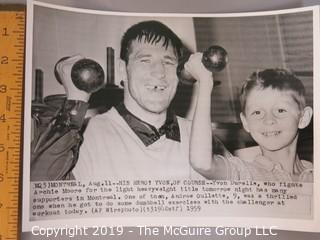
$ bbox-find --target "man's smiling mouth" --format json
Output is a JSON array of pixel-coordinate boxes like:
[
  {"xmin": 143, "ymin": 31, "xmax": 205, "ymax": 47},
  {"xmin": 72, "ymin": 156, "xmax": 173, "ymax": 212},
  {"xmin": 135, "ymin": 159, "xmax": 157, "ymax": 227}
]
[
  {"xmin": 261, "ymin": 131, "xmax": 281, "ymax": 137},
  {"xmin": 146, "ymin": 85, "xmax": 167, "ymax": 91}
]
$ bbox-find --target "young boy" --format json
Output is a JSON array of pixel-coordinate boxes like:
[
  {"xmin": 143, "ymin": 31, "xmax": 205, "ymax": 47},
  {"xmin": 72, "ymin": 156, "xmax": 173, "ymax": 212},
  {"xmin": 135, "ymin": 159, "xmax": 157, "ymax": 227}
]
[{"xmin": 188, "ymin": 65, "xmax": 313, "ymax": 182}]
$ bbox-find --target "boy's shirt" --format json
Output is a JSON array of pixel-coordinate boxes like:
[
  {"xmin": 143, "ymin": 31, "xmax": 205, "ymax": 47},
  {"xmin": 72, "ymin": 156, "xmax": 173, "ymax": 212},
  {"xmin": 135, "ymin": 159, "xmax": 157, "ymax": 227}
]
[{"xmin": 219, "ymin": 149, "xmax": 313, "ymax": 182}]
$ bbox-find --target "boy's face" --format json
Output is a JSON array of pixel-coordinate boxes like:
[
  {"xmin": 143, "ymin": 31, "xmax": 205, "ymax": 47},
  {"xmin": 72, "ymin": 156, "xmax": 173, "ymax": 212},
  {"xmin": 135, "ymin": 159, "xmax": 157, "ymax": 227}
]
[
  {"xmin": 240, "ymin": 87, "xmax": 309, "ymax": 151},
  {"xmin": 122, "ymin": 37, "xmax": 179, "ymax": 114}
]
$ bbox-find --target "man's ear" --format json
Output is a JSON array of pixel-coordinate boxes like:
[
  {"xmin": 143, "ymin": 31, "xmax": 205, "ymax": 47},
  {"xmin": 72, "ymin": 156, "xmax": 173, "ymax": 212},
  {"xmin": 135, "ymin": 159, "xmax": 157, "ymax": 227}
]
[
  {"xmin": 118, "ymin": 59, "xmax": 128, "ymax": 87},
  {"xmin": 240, "ymin": 112, "xmax": 250, "ymax": 133},
  {"xmin": 298, "ymin": 106, "xmax": 313, "ymax": 129}
]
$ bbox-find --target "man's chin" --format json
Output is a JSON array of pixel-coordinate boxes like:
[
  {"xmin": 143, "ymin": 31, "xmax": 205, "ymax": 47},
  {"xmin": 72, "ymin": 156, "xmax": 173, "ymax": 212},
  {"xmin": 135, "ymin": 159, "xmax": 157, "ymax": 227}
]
[
  {"xmin": 146, "ymin": 107, "xmax": 167, "ymax": 114},
  {"xmin": 143, "ymin": 103, "xmax": 169, "ymax": 114}
]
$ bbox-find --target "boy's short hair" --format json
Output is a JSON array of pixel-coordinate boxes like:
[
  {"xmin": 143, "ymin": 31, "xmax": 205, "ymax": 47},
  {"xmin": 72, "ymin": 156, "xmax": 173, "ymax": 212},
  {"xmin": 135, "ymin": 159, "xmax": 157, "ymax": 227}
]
[
  {"xmin": 120, "ymin": 20, "xmax": 183, "ymax": 64},
  {"xmin": 240, "ymin": 68, "xmax": 306, "ymax": 113}
]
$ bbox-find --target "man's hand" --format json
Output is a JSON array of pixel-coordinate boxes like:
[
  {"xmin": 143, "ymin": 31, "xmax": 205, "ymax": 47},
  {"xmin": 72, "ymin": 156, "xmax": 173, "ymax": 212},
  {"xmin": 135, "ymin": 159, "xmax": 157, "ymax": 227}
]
[
  {"xmin": 55, "ymin": 55, "xmax": 91, "ymax": 102},
  {"xmin": 184, "ymin": 52, "xmax": 214, "ymax": 91}
]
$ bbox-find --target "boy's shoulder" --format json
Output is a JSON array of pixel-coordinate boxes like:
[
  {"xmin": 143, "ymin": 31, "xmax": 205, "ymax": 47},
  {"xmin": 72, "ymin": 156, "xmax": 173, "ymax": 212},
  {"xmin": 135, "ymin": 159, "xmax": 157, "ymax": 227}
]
[{"xmin": 300, "ymin": 160, "xmax": 313, "ymax": 169}]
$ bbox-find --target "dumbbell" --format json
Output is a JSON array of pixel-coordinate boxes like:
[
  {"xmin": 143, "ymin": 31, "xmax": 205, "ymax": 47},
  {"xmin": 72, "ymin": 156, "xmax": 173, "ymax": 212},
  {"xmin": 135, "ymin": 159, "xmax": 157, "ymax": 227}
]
[
  {"xmin": 178, "ymin": 45, "xmax": 228, "ymax": 85},
  {"xmin": 54, "ymin": 57, "xmax": 105, "ymax": 93}
]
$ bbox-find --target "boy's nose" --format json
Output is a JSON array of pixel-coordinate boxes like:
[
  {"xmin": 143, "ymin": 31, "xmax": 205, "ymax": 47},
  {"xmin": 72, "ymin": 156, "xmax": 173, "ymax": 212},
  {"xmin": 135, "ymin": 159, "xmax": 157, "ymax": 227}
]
[{"xmin": 263, "ymin": 113, "xmax": 277, "ymax": 125}]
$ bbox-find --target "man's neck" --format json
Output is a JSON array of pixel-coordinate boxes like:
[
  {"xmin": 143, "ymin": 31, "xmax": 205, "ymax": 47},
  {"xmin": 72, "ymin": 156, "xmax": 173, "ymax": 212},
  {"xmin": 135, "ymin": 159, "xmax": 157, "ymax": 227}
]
[{"xmin": 124, "ymin": 100, "xmax": 167, "ymax": 129}]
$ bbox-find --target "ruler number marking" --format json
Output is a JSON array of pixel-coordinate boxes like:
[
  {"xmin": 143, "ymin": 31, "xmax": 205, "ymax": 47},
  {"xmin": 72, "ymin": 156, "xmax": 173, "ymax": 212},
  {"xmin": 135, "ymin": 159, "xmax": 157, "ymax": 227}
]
[
  {"xmin": 0, "ymin": 114, "xmax": 6, "ymax": 123},
  {"xmin": 2, "ymin": 27, "xmax": 9, "ymax": 36},
  {"xmin": 0, "ymin": 85, "xmax": 7, "ymax": 93},
  {"xmin": 0, "ymin": 144, "xmax": 5, "ymax": 152},
  {"xmin": 1, "ymin": 56, "xmax": 8, "ymax": 64}
]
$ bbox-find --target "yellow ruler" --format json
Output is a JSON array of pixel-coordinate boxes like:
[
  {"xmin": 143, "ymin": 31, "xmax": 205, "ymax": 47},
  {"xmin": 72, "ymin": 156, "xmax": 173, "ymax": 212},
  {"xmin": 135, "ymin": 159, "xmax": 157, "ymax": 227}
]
[{"xmin": 0, "ymin": 5, "xmax": 25, "ymax": 240}]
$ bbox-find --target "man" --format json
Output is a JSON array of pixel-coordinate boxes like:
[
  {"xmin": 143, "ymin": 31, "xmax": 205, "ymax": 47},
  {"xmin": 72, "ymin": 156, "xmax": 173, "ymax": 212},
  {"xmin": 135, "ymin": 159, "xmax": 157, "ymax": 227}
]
[{"xmin": 31, "ymin": 20, "xmax": 226, "ymax": 181}]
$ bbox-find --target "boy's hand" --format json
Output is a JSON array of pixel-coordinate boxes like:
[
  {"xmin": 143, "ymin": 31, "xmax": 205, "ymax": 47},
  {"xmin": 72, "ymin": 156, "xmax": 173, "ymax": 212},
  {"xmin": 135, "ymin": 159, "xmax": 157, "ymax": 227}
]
[
  {"xmin": 184, "ymin": 52, "xmax": 214, "ymax": 90},
  {"xmin": 55, "ymin": 55, "xmax": 91, "ymax": 102}
]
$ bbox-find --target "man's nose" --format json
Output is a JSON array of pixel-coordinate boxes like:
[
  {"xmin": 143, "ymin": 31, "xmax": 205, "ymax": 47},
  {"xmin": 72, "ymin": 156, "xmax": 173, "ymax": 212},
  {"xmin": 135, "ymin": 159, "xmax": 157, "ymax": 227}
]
[{"xmin": 151, "ymin": 62, "xmax": 165, "ymax": 79}]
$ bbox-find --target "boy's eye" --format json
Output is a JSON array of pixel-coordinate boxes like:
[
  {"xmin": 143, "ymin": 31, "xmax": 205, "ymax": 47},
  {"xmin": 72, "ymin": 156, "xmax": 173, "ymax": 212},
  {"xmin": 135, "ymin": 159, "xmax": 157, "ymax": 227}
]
[
  {"xmin": 250, "ymin": 110, "xmax": 265, "ymax": 119},
  {"xmin": 274, "ymin": 108, "xmax": 288, "ymax": 118},
  {"xmin": 252, "ymin": 110, "xmax": 261, "ymax": 115}
]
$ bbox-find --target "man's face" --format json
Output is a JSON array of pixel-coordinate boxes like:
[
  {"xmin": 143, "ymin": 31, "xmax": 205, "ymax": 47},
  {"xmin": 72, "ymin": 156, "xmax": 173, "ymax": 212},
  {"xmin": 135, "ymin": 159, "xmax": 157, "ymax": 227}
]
[
  {"xmin": 240, "ymin": 87, "xmax": 303, "ymax": 151},
  {"xmin": 124, "ymin": 38, "xmax": 179, "ymax": 114}
]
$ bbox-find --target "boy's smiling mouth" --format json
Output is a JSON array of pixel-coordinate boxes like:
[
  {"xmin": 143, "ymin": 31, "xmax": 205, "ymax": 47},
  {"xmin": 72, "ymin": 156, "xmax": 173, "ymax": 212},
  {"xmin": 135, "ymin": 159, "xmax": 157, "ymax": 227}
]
[{"xmin": 261, "ymin": 131, "xmax": 281, "ymax": 137}]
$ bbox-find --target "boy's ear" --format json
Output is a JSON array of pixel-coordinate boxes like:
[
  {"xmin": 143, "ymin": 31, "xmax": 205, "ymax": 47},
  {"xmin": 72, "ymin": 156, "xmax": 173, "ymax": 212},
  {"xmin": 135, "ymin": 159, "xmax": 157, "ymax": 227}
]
[
  {"xmin": 118, "ymin": 59, "xmax": 128, "ymax": 86},
  {"xmin": 298, "ymin": 106, "xmax": 313, "ymax": 129},
  {"xmin": 240, "ymin": 112, "xmax": 250, "ymax": 133}
]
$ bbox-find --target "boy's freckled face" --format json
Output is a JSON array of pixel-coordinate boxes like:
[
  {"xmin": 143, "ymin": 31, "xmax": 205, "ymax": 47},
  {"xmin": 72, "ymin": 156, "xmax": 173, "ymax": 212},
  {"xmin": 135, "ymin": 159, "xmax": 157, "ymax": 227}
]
[{"xmin": 242, "ymin": 87, "xmax": 302, "ymax": 151}]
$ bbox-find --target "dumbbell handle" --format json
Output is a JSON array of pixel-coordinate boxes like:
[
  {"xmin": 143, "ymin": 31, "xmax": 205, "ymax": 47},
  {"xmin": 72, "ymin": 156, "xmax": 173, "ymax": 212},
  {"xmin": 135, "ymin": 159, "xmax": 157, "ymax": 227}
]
[{"xmin": 178, "ymin": 45, "xmax": 228, "ymax": 84}]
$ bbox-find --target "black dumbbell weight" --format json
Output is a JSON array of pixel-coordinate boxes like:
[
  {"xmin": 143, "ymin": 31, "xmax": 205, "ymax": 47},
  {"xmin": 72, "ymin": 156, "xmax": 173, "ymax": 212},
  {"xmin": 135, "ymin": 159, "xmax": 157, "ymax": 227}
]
[
  {"xmin": 54, "ymin": 57, "xmax": 105, "ymax": 93},
  {"xmin": 178, "ymin": 45, "xmax": 228, "ymax": 85}
]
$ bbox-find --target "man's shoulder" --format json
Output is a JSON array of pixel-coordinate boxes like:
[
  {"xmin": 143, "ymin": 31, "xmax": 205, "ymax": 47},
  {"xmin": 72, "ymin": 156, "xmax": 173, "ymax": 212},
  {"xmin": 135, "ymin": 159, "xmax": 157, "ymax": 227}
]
[
  {"xmin": 176, "ymin": 116, "xmax": 191, "ymax": 125},
  {"xmin": 89, "ymin": 107, "xmax": 119, "ymax": 122},
  {"xmin": 85, "ymin": 107, "xmax": 122, "ymax": 132}
]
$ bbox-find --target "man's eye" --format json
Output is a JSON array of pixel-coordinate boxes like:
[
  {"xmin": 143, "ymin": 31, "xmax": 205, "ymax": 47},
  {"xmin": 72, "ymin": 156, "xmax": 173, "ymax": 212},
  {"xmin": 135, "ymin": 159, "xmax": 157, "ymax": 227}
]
[
  {"xmin": 140, "ymin": 59, "xmax": 151, "ymax": 63},
  {"xmin": 163, "ymin": 60, "xmax": 175, "ymax": 65}
]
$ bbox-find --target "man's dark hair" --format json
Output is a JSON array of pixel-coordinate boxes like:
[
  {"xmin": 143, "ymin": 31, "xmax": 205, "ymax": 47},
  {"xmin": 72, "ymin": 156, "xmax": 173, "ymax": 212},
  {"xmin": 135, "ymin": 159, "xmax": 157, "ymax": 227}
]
[
  {"xmin": 120, "ymin": 20, "xmax": 183, "ymax": 64},
  {"xmin": 240, "ymin": 68, "xmax": 307, "ymax": 113}
]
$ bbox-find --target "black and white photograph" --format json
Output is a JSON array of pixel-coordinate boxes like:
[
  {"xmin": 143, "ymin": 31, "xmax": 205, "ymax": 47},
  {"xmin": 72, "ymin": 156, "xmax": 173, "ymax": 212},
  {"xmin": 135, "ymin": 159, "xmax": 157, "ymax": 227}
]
[{"xmin": 22, "ymin": 0, "xmax": 320, "ymax": 232}]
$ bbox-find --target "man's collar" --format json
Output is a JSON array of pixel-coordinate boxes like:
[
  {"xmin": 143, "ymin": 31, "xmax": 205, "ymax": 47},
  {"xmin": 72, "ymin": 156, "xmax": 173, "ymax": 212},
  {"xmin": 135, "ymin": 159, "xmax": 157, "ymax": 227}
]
[{"xmin": 115, "ymin": 103, "xmax": 180, "ymax": 146}]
